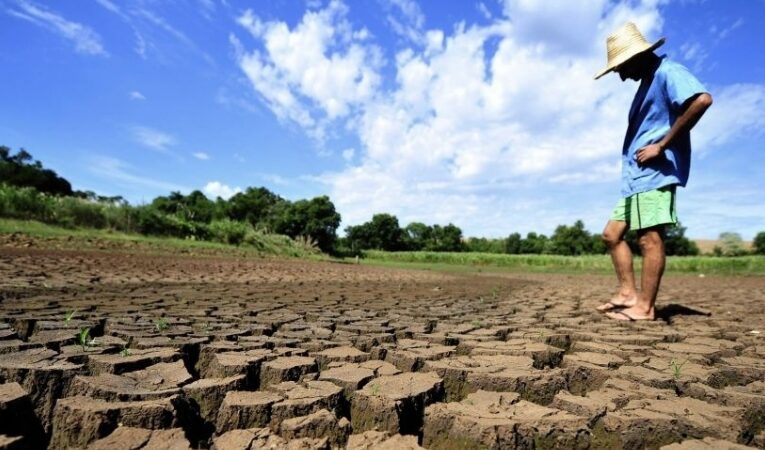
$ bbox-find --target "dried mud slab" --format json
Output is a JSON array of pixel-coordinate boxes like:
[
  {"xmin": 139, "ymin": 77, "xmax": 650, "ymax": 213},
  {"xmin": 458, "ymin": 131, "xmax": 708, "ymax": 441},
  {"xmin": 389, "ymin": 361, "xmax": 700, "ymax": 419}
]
[
  {"xmin": 350, "ymin": 371, "xmax": 444, "ymax": 435},
  {"xmin": 1, "ymin": 244, "xmax": 764, "ymax": 448}
]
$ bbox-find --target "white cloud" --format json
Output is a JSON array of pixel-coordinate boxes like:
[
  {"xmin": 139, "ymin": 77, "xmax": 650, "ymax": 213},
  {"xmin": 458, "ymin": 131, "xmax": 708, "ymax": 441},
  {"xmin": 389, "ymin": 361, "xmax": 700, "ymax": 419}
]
[
  {"xmin": 695, "ymin": 84, "xmax": 765, "ymax": 153},
  {"xmin": 129, "ymin": 91, "xmax": 146, "ymax": 100},
  {"xmin": 203, "ymin": 181, "xmax": 242, "ymax": 199},
  {"xmin": 193, "ymin": 152, "xmax": 210, "ymax": 160},
  {"xmin": 711, "ymin": 17, "xmax": 744, "ymax": 41},
  {"xmin": 7, "ymin": 0, "xmax": 107, "ymax": 56},
  {"xmin": 383, "ymin": 0, "xmax": 425, "ymax": 43},
  {"xmin": 341, "ymin": 148, "xmax": 355, "ymax": 162},
  {"xmin": 260, "ymin": 173, "xmax": 290, "ymax": 186},
  {"xmin": 233, "ymin": 1, "xmax": 383, "ymax": 140},
  {"xmin": 477, "ymin": 2, "xmax": 492, "ymax": 20},
  {"xmin": 88, "ymin": 156, "xmax": 188, "ymax": 193},
  {"xmin": 234, "ymin": 0, "xmax": 765, "ymax": 237},
  {"xmin": 132, "ymin": 126, "xmax": 176, "ymax": 152}
]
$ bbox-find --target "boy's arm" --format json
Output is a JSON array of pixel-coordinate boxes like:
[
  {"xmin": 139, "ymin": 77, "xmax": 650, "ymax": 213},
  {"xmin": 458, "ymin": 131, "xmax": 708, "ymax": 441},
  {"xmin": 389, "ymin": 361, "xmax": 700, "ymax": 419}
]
[{"xmin": 635, "ymin": 92, "xmax": 713, "ymax": 164}]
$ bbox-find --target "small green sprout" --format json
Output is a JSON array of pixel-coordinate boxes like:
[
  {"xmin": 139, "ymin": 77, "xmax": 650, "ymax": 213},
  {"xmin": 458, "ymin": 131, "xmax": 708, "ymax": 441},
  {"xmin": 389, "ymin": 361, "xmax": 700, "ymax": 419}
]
[
  {"xmin": 669, "ymin": 358, "xmax": 687, "ymax": 380},
  {"xmin": 77, "ymin": 327, "xmax": 91, "ymax": 352},
  {"xmin": 154, "ymin": 317, "xmax": 170, "ymax": 332},
  {"xmin": 119, "ymin": 346, "xmax": 131, "ymax": 357},
  {"xmin": 64, "ymin": 310, "xmax": 76, "ymax": 323}
]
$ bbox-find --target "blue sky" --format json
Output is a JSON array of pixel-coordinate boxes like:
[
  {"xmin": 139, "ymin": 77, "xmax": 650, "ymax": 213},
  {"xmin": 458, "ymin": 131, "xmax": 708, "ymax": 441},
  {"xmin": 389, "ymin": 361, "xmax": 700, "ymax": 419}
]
[{"xmin": 1, "ymin": 0, "xmax": 764, "ymax": 239}]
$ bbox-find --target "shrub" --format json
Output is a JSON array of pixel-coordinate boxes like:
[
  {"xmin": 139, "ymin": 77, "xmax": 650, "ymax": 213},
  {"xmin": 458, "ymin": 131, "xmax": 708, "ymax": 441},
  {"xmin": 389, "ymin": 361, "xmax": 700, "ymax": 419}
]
[
  {"xmin": 208, "ymin": 219, "xmax": 252, "ymax": 245},
  {"xmin": 55, "ymin": 197, "xmax": 108, "ymax": 229},
  {"xmin": 0, "ymin": 184, "xmax": 56, "ymax": 221}
]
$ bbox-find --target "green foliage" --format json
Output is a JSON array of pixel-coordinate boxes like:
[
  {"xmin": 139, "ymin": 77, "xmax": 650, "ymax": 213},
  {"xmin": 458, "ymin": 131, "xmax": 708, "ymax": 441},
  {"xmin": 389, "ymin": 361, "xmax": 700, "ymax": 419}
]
[
  {"xmin": 208, "ymin": 219, "xmax": 252, "ymax": 245},
  {"xmin": 519, "ymin": 232, "xmax": 548, "ymax": 254},
  {"xmin": 754, "ymin": 231, "xmax": 765, "ymax": 255},
  {"xmin": 363, "ymin": 250, "xmax": 765, "ymax": 274},
  {"xmin": 345, "ymin": 213, "xmax": 404, "ymax": 251},
  {"xmin": 152, "ymin": 190, "xmax": 218, "ymax": 223},
  {"xmin": 272, "ymin": 195, "xmax": 341, "ymax": 253},
  {"xmin": 664, "ymin": 223, "xmax": 699, "ymax": 256},
  {"xmin": 77, "ymin": 327, "xmax": 92, "ymax": 351},
  {"xmin": 154, "ymin": 317, "xmax": 170, "ymax": 332},
  {"xmin": 716, "ymin": 232, "xmax": 747, "ymax": 257},
  {"xmin": 403, "ymin": 222, "xmax": 430, "ymax": 251},
  {"xmin": 64, "ymin": 310, "xmax": 76, "ymax": 323},
  {"xmin": 505, "ymin": 232, "xmax": 522, "ymax": 254},
  {"xmin": 549, "ymin": 220, "xmax": 593, "ymax": 256},
  {"xmin": 226, "ymin": 187, "xmax": 286, "ymax": 228},
  {"xmin": 0, "ymin": 146, "xmax": 73, "ymax": 196},
  {"xmin": 427, "ymin": 224, "xmax": 464, "ymax": 252},
  {"xmin": 669, "ymin": 358, "xmax": 687, "ymax": 380},
  {"xmin": 464, "ymin": 237, "xmax": 505, "ymax": 254}
]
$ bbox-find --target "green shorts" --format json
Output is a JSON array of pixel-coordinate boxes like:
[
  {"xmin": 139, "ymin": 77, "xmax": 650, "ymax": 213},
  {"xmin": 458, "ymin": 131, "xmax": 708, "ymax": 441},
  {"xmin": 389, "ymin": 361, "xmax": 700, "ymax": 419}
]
[{"xmin": 611, "ymin": 185, "xmax": 678, "ymax": 231}]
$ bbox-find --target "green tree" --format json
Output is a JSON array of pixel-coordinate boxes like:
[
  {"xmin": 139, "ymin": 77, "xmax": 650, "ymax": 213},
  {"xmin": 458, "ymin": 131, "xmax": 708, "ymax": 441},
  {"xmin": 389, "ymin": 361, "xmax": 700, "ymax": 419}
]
[
  {"xmin": 345, "ymin": 213, "xmax": 404, "ymax": 251},
  {"xmin": 426, "ymin": 224, "xmax": 463, "ymax": 252},
  {"xmin": 716, "ymin": 231, "xmax": 746, "ymax": 257},
  {"xmin": 273, "ymin": 196, "xmax": 341, "ymax": 252},
  {"xmin": 753, "ymin": 231, "xmax": 765, "ymax": 255},
  {"xmin": 519, "ymin": 232, "xmax": 548, "ymax": 254},
  {"xmin": 226, "ymin": 187, "xmax": 286, "ymax": 229},
  {"xmin": 151, "ymin": 190, "xmax": 216, "ymax": 223},
  {"xmin": 549, "ymin": 220, "xmax": 592, "ymax": 255},
  {"xmin": 663, "ymin": 223, "xmax": 699, "ymax": 256},
  {"xmin": 0, "ymin": 146, "xmax": 73, "ymax": 196},
  {"xmin": 505, "ymin": 232, "xmax": 522, "ymax": 254},
  {"xmin": 402, "ymin": 222, "xmax": 431, "ymax": 251}
]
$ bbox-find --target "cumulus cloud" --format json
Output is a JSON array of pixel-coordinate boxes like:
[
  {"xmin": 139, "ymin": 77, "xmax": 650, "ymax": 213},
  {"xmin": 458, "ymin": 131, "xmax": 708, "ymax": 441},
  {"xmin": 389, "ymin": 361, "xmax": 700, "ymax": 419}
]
[
  {"xmin": 192, "ymin": 152, "xmax": 210, "ymax": 160},
  {"xmin": 203, "ymin": 181, "xmax": 242, "ymax": 199},
  {"xmin": 7, "ymin": 0, "xmax": 108, "ymax": 56},
  {"xmin": 233, "ymin": 1, "xmax": 382, "ymax": 140},
  {"xmin": 233, "ymin": 0, "xmax": 765, "ymax": 236}
]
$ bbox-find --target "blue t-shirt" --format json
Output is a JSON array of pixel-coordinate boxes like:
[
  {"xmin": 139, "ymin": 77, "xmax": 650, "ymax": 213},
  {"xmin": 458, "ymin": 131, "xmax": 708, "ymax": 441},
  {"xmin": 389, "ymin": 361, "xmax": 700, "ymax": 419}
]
[{"xmin": 621, "ymin": 56, "xmax": 707, "ymax": 197}]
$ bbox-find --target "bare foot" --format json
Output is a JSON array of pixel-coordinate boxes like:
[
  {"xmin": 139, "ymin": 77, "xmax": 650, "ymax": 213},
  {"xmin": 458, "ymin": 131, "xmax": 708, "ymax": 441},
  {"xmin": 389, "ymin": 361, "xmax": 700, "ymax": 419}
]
[
  {"xmin": 595, "ymin": 294, "xmax": 638, "ymax": 312},
  {"xmin": 605, "ymin": 305, "xmax": 654, "ymax": 321}
]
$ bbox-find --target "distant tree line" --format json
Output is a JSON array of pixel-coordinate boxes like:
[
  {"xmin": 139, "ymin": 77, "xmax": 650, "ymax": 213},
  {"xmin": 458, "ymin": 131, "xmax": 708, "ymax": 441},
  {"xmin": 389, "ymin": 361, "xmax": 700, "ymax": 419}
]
[
  {"xmin": 2, "ymin": 146, "xmax": 764, "ymax": 256},
  {"xmin": 340, "ymin": 216, "xmax": 703, "ymax": 256},
  {"xmin": 0, "ymin": 146, "xmax": 340, "ymax": 252}
]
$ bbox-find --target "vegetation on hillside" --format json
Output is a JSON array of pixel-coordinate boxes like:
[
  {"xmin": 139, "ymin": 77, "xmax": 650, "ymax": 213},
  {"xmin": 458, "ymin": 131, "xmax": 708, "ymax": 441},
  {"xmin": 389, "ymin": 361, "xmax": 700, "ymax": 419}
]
[{"xmin": 2, "ymin": 145, "xmax": 763, "ymax": 258}]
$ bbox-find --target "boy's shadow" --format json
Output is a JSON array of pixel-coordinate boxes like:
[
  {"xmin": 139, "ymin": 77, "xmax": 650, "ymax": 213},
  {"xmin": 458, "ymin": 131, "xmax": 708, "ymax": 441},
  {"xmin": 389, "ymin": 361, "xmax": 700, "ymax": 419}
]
[{"xmin": 656, "ymin": 303, "xmax": 712, "ymax": 323}]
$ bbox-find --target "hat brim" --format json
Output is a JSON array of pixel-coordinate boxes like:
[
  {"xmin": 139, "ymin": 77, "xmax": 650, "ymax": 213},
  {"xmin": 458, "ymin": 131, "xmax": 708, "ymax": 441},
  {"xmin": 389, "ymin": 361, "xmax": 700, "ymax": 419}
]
[{"xmin": 593, "ymin": 37, "xmax": 665, "ymax": 80}]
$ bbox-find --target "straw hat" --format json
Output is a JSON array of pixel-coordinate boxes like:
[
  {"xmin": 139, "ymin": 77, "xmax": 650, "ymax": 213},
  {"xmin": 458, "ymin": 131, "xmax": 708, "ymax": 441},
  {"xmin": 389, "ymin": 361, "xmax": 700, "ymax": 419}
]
[{"xmin": 594, "ymin": 22, "xmax": 665, "ymax": 80}]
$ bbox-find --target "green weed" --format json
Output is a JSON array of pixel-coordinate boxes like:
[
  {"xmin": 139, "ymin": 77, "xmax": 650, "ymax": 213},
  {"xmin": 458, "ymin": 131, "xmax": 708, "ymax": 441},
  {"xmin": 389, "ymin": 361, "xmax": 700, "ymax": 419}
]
[
  {"xmin": 77, "ymin": 327, "xmax": 93, "ymax": 352},
  {"xmin": 154, "ymin": 317, "xmax": 170, "ymax": 332},
  {"xmin": 669, "ymin": 358, "xmax": 687, "ymax": 380}
]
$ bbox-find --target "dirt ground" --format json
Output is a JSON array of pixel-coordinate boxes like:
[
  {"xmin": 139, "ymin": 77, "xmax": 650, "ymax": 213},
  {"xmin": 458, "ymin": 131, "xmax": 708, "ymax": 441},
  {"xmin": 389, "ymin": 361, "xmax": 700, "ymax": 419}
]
[{"xmin": 1, "ymin": 241, "xmax": 764, "ymax": 449}]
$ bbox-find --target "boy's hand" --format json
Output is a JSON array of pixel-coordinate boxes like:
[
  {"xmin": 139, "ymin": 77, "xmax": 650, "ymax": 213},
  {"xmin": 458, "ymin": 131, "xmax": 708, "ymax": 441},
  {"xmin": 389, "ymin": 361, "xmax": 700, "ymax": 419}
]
[{"xmin": 635, "ymin": 143, "xmax": 664, "ymax": 164}]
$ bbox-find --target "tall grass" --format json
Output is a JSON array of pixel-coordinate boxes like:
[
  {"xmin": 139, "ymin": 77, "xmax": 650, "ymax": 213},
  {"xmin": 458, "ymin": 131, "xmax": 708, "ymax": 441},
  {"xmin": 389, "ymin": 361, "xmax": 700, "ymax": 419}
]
[{"xmin": 362, "ymin": 250, "xmax": 765, "ymax": 275}]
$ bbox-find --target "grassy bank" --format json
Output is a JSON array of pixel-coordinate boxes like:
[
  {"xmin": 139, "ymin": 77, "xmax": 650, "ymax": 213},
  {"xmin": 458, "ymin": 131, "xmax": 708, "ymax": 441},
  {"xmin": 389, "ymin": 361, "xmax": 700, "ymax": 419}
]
[
  {"xmin": 361, "ymin": 250, "xmax": 765, "ymax": 275},
  {"xmin": 0, "ymin": 218, "xmax": 319, "ymax": 258}
]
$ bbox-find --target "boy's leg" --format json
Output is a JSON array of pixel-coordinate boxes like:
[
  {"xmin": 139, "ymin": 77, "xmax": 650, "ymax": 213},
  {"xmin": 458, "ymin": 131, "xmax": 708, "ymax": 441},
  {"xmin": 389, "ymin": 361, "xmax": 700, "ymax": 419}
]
[
  {"xmin": 597, "ymin": 220, "xmax": 638, "ymax": 311},
  {"xmin": 607, "ymin": 225, "xmax": 665, "ymax": 320}
]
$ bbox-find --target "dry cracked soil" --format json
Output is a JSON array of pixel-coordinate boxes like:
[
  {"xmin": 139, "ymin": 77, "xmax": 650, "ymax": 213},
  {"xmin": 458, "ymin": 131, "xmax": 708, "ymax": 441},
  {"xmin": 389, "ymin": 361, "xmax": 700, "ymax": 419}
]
[{"xmin": 1, "ymin": 237, "xmax": 764, "ymax": 449}]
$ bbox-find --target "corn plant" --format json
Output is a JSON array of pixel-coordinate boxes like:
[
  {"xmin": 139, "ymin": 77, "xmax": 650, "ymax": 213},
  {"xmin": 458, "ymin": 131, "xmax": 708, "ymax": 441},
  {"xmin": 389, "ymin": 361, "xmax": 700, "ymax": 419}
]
[
  {"xmin": 154, "ymin": 317, "xmax": 170, "ymax": 332},
  {"xmin": 77, "ymin": 327, "xmax": 92, "ymax": 352},
  {"xmin": 669, "ymin": 358, "xmax": 687, "ymax": 380}
]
